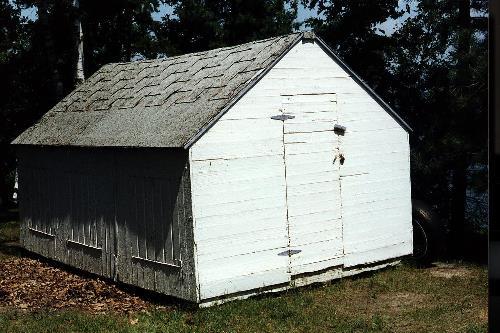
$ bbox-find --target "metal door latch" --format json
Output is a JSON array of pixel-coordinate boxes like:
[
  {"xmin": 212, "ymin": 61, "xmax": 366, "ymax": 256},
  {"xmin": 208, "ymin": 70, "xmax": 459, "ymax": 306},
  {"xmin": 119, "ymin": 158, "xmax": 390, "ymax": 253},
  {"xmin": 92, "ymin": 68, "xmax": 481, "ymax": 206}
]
[
  {"xmin": 334, "ymin": 124, "xmax": 346, "ymax": 135},
  {"xmin": 333, "ymin": 151, "xmax": 345, "ymax": 165}
]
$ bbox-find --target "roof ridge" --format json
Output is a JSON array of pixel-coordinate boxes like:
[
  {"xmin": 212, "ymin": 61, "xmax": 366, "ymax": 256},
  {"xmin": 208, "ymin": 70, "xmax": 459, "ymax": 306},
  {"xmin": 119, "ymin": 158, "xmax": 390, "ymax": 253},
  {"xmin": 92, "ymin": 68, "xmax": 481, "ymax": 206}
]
[{"xmin": 104, "ymin": 32, "xmax": 304, "ymax": 68}]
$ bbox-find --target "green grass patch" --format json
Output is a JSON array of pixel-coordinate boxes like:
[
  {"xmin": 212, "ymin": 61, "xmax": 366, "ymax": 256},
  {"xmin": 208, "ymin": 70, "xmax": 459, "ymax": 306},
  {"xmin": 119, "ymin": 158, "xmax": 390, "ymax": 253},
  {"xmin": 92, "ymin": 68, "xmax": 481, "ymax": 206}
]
[
  {"xmin": 2, "ymin": 261, "xmax": 487, "ymax": 333},
  {"xmin": 0, "ymin": 310, "xmax": 132, "ymax": 333}
]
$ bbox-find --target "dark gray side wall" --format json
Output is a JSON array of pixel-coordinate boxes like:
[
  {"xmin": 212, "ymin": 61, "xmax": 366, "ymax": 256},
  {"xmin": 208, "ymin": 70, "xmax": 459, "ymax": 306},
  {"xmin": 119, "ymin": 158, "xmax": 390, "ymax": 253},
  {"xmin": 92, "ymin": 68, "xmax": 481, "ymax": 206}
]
[{"xmin": 16, "ymin": 146, "xmax": 197, "ymax": 302}]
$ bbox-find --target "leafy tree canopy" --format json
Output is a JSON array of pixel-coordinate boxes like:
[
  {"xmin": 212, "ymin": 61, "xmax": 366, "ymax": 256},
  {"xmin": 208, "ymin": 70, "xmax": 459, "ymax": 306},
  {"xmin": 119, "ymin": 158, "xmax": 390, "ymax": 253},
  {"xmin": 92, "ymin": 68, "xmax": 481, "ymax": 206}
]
[{"xmin": 158, "ymin": 0, "xmax": 298, "ymax": 55}]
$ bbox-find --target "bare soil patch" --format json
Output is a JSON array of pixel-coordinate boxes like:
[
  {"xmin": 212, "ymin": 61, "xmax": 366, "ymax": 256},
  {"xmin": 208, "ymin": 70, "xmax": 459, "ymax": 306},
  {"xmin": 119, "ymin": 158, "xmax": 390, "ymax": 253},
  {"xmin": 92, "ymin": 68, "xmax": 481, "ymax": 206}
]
[
  {"xmin": 429, "ymin": 262, "xmax": 472, "ymax": 279},
  {"xmin": 377, "ymin": 291, "xmax": 431, "ymax": 313},
  {"xmin": 0, "ymin": 257, "xmax": 153, "ymax": 314}
]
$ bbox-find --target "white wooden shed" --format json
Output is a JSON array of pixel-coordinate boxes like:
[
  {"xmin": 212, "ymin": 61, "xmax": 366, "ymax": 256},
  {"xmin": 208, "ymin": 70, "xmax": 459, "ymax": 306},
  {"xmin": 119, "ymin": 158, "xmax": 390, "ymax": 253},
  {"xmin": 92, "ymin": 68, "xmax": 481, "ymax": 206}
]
[{"xmin": 13, "ymin": 31, "xmax": 413, "ymax": 306}]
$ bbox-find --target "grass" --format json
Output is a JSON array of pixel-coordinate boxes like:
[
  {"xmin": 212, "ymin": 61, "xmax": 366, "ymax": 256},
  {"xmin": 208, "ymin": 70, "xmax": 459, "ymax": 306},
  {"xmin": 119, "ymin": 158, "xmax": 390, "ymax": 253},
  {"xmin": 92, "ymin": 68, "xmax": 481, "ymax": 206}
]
[{"xmin": 0, "ymin": 218, "xmax": 488, "ymax": 333}]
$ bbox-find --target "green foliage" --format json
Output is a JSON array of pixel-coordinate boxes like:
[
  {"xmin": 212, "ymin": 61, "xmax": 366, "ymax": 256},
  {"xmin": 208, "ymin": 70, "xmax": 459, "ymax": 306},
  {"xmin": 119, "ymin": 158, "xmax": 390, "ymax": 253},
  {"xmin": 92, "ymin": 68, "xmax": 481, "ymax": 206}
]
[
  {"xmin": 158, "ymin": 0, "xmax": 298, "ymax": 55},
  {"xmin": 302, "ymin": 0, "xmax": 403, "ymax": 90},
  {"xmin": 0, "ymin": 0, "xmax": 26, "ymax": 63},
  {"xmin": 303, "ymin": 0, "xmax": 488, "ymax": 243},
  {"xmin": 0, "ymin": 218, "xmax": 20, "ymax": 260},
  {"xmin": 80, "ymin": 0, "xmax": 162, "ymax": 74},
  {"xmin": 389, "ymin": 0, "xmax": 487, "ymax": 235},
  {"xmin": 0, "ymin": 310, "xmax": 132, "ymax": 333},
  {"xmin": 0, "ymin": 0, "xmax": 298, "ymax": 210},
  {"xmin": 0, "ymin": 0, "xmax": 37, "ymax": 207},
  {"xmin": 0, "ymin": 220, "xmax": 19, "ymax": 243}
]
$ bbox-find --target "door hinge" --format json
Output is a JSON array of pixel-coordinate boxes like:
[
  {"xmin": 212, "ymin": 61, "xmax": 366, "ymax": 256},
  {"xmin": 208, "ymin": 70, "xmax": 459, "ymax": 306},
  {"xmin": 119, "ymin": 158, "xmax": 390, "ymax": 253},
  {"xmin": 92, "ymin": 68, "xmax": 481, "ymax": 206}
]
[
  {"xmin": 271, "ymin": 114, "xmax": 295, "ymax": 121},
  {"xmin": 278, "ymin": 249, "xmax": 302, "ymax": 256}
]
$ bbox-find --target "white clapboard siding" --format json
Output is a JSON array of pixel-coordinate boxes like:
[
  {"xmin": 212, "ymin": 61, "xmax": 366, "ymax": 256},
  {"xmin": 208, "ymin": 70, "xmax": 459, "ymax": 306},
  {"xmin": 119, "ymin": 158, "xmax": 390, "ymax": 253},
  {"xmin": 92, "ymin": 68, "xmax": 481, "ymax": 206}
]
[
  {"xmin": 190, "ymin": 39, "xmax": 412, "ymax": 301},
  {"xmin": 190, "ymin": 71, "xmax": 290, "ymax": 300},
  {"xmin": 199, "ymin": 267, "xmax": 288, "ymax": 300},
  {"xmin": 196, "ymin": 248, "xmax": 289, "ymax": 284},
  {"xmin": 344, "ymin": 241, "xmax": 412, "ymax": 267},
  {"xmin": 340, "ymin": 101, "xmax": 412, "ymax": 266}
]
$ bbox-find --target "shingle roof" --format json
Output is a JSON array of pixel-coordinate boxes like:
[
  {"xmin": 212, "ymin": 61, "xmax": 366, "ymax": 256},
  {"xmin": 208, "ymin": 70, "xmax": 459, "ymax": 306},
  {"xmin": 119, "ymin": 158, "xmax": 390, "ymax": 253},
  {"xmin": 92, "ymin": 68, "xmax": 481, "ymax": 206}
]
[
  {"xmin": 13, "ymin": 33, "xmax": 303, "ymax": 148},
  {"xmin": 13, "ymin": 31, "xmax": 410, "ymax": 148}
]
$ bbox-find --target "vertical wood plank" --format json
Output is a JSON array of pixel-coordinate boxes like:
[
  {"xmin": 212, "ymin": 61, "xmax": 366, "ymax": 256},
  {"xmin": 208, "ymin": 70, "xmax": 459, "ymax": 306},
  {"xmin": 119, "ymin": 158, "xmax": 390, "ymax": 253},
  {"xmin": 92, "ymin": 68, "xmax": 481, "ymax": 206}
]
[
  {"xmin": 156, "ymin": 180, "xmax": 165, "ymax": 262},
  {"xmin": 173, "ymin": 177, "xmax": 181, "ymax": 262},
  {"xmin": 83, "ymin": 175, "xmax": 89, "ymax": 246},
  {"xmin": 146, "ymin": 178, "xmax": 155, "ymax": 261},
  {"xmin": 165, "ymin": 179, "xmax": 174, "ymax": 263}
]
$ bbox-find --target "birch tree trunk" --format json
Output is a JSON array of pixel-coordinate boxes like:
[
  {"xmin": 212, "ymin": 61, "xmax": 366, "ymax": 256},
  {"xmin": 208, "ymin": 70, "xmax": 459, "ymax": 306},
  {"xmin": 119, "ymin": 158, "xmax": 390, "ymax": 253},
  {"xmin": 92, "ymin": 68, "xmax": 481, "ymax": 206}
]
[{"xmin": 74, "ymin": 0, "xmax": 84, "ymax": 84}]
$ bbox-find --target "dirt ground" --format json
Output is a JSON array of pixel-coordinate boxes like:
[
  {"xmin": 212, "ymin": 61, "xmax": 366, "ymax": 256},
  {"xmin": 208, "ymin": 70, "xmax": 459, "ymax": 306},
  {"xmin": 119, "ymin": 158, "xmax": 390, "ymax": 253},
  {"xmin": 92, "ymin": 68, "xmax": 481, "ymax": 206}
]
[{"xmin": 0, "ymin": 257, "xmax": 153, "ymax": 314}]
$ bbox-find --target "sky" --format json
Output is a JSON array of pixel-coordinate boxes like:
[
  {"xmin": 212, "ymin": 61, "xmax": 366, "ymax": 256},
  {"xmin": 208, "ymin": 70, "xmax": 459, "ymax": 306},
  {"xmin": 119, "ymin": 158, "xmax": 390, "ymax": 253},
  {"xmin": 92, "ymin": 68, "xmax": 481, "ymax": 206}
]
[{"xmin": 377, "ymin": 0, "xmax": 418, "ymax": 36}]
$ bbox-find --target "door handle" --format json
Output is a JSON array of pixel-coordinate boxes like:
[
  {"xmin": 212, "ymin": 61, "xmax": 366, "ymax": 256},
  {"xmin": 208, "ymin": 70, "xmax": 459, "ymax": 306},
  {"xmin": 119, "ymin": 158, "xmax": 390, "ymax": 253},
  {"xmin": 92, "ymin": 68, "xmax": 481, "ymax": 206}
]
[{"xmin": 333, "ymin": 152, "xmax": 345, "ymax": 165}]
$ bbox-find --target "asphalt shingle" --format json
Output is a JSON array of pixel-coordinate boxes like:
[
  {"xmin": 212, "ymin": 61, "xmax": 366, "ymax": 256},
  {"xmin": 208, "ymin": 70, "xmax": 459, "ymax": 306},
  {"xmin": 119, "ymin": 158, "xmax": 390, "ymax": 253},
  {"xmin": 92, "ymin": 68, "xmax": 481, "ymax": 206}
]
[{"xmin": 13, "ymin": 33, "xmax": 303, "ymax": 148}]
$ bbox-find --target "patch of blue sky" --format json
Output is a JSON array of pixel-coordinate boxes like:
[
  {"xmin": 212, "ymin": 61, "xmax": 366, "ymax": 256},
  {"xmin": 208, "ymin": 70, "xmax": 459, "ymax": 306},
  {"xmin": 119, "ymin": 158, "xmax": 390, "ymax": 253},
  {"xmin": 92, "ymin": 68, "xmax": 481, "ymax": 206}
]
[
  {"xmin": 10, "ymin": 0, "xmax": 37, "ymax": 22},
  {"xmin": 375, "ymin": 0, "xmax": 418, "ymax": 36}
]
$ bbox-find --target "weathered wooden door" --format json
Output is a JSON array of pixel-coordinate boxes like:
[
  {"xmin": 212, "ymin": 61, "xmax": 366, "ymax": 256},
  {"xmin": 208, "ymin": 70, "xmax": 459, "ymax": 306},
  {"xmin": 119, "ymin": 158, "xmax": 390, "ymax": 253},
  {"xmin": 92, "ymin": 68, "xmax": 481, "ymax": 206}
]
[{"xmin": 280, "ymin": 93, "xmax": 344, "ymax": 276}]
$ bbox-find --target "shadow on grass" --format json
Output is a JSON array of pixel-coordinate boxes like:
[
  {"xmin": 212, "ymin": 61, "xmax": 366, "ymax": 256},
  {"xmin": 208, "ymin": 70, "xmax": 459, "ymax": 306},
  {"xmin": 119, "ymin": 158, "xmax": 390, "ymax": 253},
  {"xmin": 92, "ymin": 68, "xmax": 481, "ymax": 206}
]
[
  {"xmin": 0, "ymin": 209, "xmax": 21, "ymax": 259},
  {"xmin": 0, "ymin": 208, "xmax": 18, "ymax": 224}
]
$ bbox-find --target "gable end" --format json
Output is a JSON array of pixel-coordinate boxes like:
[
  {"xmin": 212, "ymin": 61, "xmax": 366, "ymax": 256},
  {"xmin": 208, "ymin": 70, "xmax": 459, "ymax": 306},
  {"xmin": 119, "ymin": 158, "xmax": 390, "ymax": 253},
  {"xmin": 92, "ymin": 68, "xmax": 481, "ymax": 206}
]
[{"xmin": 184, "ymin": 33, "xmax": 411, "ymax": 149}]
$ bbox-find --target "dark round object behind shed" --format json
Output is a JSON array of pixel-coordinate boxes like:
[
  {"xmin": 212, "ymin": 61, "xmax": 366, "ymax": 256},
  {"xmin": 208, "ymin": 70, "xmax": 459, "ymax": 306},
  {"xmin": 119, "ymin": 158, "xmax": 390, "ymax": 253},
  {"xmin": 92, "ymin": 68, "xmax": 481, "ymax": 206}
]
[{"xmin": 411, "ymin": 199, "xmax": 443, "ymax": 265}]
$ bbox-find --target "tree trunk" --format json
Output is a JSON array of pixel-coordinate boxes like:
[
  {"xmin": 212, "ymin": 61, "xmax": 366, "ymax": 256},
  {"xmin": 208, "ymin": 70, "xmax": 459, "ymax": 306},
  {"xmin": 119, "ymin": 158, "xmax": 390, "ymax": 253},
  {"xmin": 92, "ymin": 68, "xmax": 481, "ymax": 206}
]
[
  {"xmin": 38, "ymin": 1, "xmax": 63, "ymax": 101},
  {"xmin": 0, "ymin": 164, "xmax": 8, "ymax": 211},
  {"xmin": 450, "ymin": 157, "xmax": 468, "ymax": 256},
  {"xmin": 449, "ymin": 0, "xmax": 472, "ymax": 257},
  {"xmin": 74, "ymin": 0, "xmax": 85, "ymax": 84}
]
